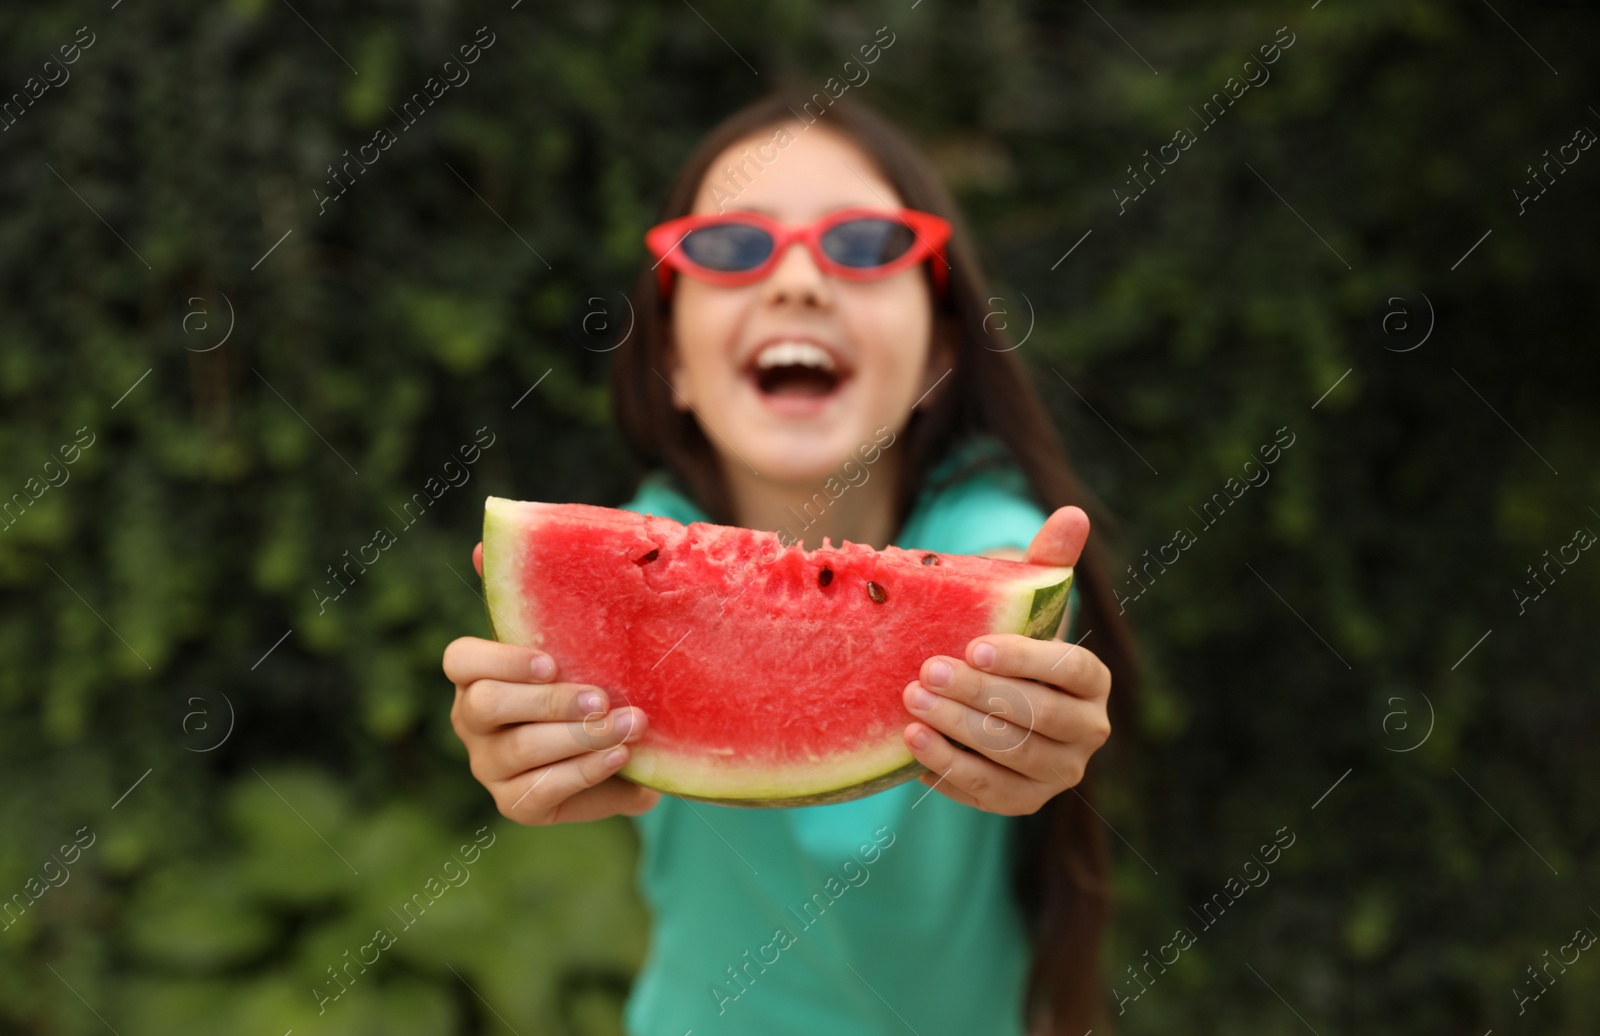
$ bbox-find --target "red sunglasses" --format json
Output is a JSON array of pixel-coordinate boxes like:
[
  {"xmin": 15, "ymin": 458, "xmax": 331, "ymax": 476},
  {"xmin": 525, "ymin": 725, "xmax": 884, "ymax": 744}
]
[{"xmin": 645, "ymin": 207, "xmax": 952, "ymax": 299}]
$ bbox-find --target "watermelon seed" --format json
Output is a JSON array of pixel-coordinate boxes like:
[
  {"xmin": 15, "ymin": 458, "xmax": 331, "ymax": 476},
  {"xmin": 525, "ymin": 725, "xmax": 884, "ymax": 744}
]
[
  {"xmin": 818, "ymin": 567, "xmax": 834, "ymax": 587},
  {"xmin": 636, "ymin": 549, "xmax": 659, "ymax": 565},
  {"xmin": 921, "ymin": 553, "xmax": 939, "ymax": 566},
  {"xmin": 866, "ymin": 580, "xmax": 887, "ymax": 603}
]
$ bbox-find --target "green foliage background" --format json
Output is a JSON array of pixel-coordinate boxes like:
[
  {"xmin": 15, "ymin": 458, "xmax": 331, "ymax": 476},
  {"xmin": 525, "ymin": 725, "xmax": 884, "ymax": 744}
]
[{"xmin": 1, "ymin": 0, "xmax": 1595, "ymax": 1032}]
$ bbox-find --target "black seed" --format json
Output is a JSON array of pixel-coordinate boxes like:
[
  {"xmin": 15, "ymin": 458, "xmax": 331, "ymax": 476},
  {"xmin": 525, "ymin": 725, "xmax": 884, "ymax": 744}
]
[
  {"xmin": 921, "ymin": 553, "xmax": 939, "ymax": 566},
  {"xmin": 636, "ymin": 549, "xmax": 659, "ymax": 565},
  {"xmin": 818, "ymin": 567, "xmax": 834, "ymax": 587},
  {"xmin": 866, "ymin": 581, "xmax": 887, "ymax": 604}
]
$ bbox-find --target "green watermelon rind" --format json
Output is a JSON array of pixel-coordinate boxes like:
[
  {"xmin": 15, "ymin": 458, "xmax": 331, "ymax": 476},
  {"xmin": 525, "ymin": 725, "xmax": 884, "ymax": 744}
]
[{"xmin": 480, "ymin": 497, "xmax": 1074, "ymax": 808}]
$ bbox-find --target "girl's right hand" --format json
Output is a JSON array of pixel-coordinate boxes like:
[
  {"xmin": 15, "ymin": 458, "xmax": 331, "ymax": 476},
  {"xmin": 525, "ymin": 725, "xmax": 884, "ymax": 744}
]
[
  {"xmin": 444, "ymin": 618, "xmax": 660, "ymax": 824},
  {"xmin": 444, "ymin": 637, "xmax": 660, "ymax": 824}
]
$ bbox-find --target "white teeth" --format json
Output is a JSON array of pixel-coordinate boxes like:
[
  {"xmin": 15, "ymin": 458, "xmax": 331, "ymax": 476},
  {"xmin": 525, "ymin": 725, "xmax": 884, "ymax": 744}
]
[{"xmin": 753, "ymin": 341, "xmax": 837, "ymax": 372}]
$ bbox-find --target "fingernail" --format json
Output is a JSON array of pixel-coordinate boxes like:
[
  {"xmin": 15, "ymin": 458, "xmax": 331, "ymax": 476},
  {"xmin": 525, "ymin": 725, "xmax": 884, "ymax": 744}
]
[
  {"xmin": 910, "ymin": 728, "xmax": 932, "ymax": 750},
  {"xmin": 579, "ymin": 690, "xmax": 608, "ymax": 715},
  {"xmin": 927, "ymin": 660, "xmax": 953, "ymax": 688},
  {"xmin": 605, "ymin": 748, "xmax": 627, "ymax": 767},
  {"xmin": 530, "ymin": 653, "xmax": 555, "ymax": 681},
  {"xmin": 613, "ymin": 711, "xmax": 636, "ymax": 738},
  {"xmin": 973, "ymin": 642, "xmax": 997, "ymax": 669},
  {"xmin": 908, "ymin": 686, "xmax": 935, "ymax": 711}
]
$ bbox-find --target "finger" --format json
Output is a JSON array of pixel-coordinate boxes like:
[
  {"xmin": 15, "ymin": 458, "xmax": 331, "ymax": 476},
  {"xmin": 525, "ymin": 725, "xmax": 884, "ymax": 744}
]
[
  {"xmin": 966, "ymin": 634, "xmax": 1110, "ymax": 701},
  {"xmin": 917, "ymin": 767, "xmax": 981, "ymax": 809},
  {"xmin": 457, "ymin": 678, "xmax": 610, "ymax": 733},
  {"xmin": 902, "ymin": 721, "xmax": 1047, "ymax": 815},
  {"xmin": 473, "ymin": 541, "xmax": 484, "ymax": 578},
  {"xmin": 905, "ymin": 677, "xmax": 1080, "ymax": 783},
  {"xmin": 1024, "ymin": 506, "xmax": 1089, "ymax": 568},
  {"xmin": 492, "ymin": 745, "xmax": 656, "ymax": 824},
  {"xmin": 553, "ymin": 774, "xmax": 665, "ymax": 824},
  {"xmin": 479, "ymin": 706, "xmax": 648, "ymax": 781},
  {"xmin": 918, "ymin": 655, "xmax": 1067, "ymax": 739},
  {"xmin": 443, "ymin": 637, "xmax": 558, "ymax": 686}
]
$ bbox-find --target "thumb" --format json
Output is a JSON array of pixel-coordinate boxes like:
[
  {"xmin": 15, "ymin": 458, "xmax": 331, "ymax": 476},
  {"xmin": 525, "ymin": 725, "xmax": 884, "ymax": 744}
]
[
  {"xmin": 473, "ymin": 541, "xmax": 484, "ymax": 578},
  {"xmin": 1024, "ymin": 506, "xmax": 1090, "ymax": 568}
]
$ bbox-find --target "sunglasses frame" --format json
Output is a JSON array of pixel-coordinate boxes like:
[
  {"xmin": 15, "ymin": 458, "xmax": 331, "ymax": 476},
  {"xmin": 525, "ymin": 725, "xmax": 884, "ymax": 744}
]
[{"xmin": 645, "ymin": 207, "xmax": 953, "ymax": 299}]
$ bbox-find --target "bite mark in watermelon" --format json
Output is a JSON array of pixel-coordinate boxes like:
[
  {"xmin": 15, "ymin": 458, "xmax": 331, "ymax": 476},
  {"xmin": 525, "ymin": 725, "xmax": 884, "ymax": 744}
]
[{"xmin": 481, "ymin": 498, "xmax": 1072, "ymax": 808}]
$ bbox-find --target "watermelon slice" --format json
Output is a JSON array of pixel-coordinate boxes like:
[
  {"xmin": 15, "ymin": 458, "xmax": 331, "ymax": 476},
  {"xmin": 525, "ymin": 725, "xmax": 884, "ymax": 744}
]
[{"xmin": 481, "ymin": 497, "xmax": 1071, "ymax": 808}]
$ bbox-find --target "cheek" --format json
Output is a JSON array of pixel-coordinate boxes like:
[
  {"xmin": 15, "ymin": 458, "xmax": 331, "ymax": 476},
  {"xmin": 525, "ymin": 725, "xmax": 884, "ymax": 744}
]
[
  {"xmin": 845, "ymin": 277, "xmax": 933, "ymax": 388},
  {"xmin": 671, "ymin": 284, "xmax": 744, "ymax": 375}
]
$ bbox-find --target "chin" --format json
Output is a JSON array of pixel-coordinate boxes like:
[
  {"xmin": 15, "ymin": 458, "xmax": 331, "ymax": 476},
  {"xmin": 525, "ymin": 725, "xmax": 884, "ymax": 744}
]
[{"xmin": 746, "ymin": 437, "xmax": 860, "ymax": 486}]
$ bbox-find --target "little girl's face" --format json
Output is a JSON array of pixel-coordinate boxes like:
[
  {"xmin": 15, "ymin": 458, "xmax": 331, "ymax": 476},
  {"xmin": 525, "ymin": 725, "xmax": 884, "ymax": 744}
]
[{"xmin": 666, "ymin": 122, "xmax": 946, "ymax": 486}]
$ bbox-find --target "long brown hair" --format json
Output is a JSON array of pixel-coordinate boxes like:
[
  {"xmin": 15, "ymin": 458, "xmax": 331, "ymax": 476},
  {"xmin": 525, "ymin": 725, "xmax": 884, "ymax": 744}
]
[{"xmin": 611, "ymin": 91, "xmax": 1140, "ymax": 1035}]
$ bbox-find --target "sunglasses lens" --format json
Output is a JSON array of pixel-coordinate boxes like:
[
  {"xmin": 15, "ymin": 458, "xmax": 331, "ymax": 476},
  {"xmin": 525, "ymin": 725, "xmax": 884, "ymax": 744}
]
[
  {"xmin": 820, "ymin": 218, "xmax": 917, "ymax": 269},
  {"xmin": 680, "ymin": 223, "xmax": 774, "ymax": 272}
]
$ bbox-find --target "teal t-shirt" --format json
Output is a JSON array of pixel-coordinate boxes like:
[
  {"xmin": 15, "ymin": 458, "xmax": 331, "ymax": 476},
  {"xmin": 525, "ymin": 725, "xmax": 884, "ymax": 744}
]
[{"xmin": 617, "ymin": 437, "xmax": 1078, "ymax": 1036}]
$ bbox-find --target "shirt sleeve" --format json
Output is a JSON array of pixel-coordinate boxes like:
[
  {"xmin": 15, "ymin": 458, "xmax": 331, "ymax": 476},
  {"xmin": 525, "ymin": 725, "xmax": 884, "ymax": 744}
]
[
  {"xmin": 909, "ymin": 470, "xmax": 1050, "ymax": 558},
  {"xmin": 617, "ymin": 473, "xmax": 708, "ymax": 525}
]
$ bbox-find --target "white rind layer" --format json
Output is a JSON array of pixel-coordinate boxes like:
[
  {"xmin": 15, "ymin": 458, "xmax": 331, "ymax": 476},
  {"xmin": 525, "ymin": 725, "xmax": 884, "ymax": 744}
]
[
  {"xmin": 482, "ymin": 497, "xmax": 551, "ymax": 649},
  {"xmin": 624, "ymin": 733, "xmax": 925, "ymax": 805}
]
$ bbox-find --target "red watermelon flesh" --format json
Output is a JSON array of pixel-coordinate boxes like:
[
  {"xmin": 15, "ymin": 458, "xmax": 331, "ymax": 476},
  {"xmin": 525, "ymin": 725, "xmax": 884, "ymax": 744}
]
[{"xmin": 481, "ymin": 497, "xmax": 1072, "ymax": 807}]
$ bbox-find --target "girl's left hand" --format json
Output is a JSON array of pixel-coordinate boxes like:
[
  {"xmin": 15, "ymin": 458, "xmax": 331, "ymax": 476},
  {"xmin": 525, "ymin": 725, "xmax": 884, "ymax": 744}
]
[{"xmin": 901, "ymin": 505, "xmax": 1112, "ymax": 815}]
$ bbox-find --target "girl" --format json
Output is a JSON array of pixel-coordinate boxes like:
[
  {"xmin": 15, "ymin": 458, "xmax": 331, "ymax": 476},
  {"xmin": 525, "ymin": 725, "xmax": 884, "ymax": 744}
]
[{"xmin": 444, "ymin": 93, "xmax": 1138, "ymax": 1035}]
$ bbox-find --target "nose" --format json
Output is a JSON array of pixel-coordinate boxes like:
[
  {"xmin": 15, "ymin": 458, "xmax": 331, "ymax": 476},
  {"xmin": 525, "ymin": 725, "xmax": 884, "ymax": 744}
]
[{"xmin": 760, "ymin": 238, "xmax": 832, "ymax": 308}]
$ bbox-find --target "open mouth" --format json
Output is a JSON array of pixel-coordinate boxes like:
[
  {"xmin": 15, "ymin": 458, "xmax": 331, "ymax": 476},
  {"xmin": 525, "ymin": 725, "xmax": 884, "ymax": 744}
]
[{"xmin": 747, "ymin": 340, "xmax": 850, "ymax": 400}]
